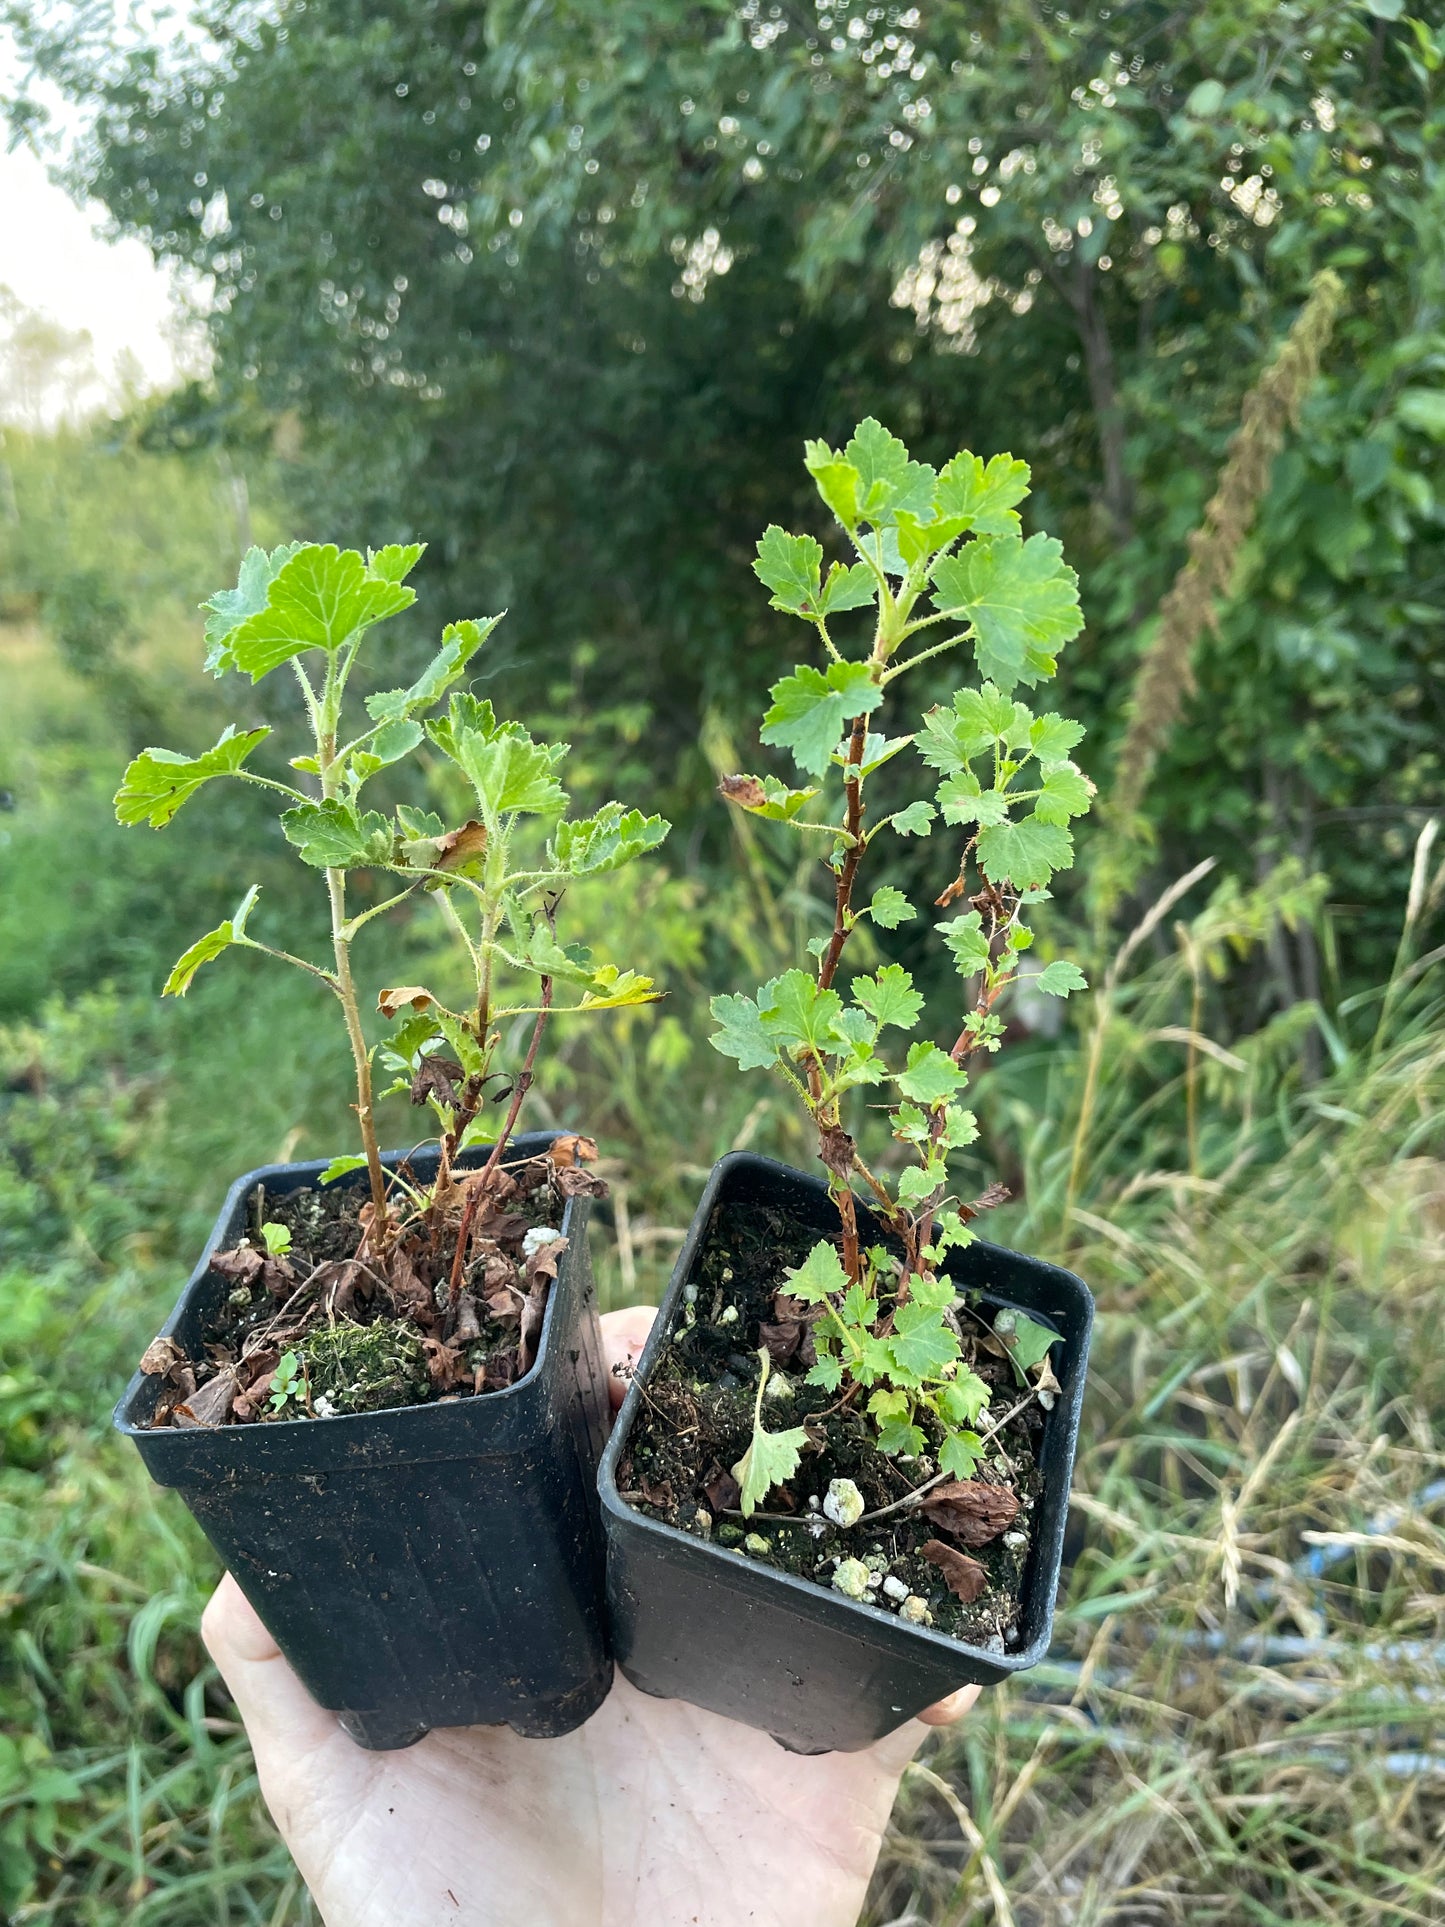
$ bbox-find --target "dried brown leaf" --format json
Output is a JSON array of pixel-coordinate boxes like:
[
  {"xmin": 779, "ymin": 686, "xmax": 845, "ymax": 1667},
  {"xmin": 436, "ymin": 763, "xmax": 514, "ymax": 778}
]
[
  {"xmin": 919, "ymin": 1479, "xmax": 1020, "ymax": 1548},
  {"xmin": 410, "ymin": 1056, "xmax": 464, "ymax": 1109},
  {"xmin": 139, "ymin": 1336, "xmax": 185, "ymax": 1378},
  {"xmin": 173, "ymin": 1369, "xmax": 239, "ymax": 1429},
  {"xmin": 209, "ymin": 1245, "xmax": 263, "ymax": 1288},
  {"xmin": 922, "ymin": 1539, "xmax": 988, "ymax": 1603},
  {"xmin": 703, "ymin": 1464, "xmax": 742, "ymax": 1515},
  {"xmin": 550, "ymin": 1133, "xmax": 599, "ymax": 1168},
  {"xmin": 421, "ymin": 1336, "xmax": 469, "ymax": 1390},
  {"xmin": 718, "ymin": 773, "xmax": 768, "ymax": 809},
  {"xmin": 432, "ymin": 818, "xmax": 488, "ymax": 872}
]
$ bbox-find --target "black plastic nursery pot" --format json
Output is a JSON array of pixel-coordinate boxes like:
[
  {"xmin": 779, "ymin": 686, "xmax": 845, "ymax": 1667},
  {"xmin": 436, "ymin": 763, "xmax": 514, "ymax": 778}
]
[
  {"xmin": 114, "ymin": 1130, "xmax": 613, "ymax": 1751},
  {"xmin": 599, "ymin": 1151, "xmax": 1093, "ymax": 1755}
]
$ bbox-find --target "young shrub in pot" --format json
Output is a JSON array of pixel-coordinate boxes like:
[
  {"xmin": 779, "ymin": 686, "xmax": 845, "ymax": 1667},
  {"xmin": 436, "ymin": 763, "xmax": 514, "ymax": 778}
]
[
  {"xmin": 600, "ymin": 424, "xmax": 1095, "ymax": 1752},
  {"xmin": 112, "ymin": 541, "xmax": 670, "ymax": 1747}
]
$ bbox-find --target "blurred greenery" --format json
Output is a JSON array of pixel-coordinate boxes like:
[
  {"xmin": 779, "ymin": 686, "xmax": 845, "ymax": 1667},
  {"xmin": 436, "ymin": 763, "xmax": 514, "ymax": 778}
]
[{"xmin": 0, "ymin": 0, "xmax": 1443, "ymax": 1917}]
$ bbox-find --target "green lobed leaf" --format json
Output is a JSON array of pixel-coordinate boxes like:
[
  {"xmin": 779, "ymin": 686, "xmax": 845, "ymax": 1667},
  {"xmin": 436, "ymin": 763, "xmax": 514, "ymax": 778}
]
[
  {"xmin": 888, "ymin": 1301, "xmax": 961, "ymax": 1381},
  {"xmin": 281, "ymin": 799, "xmax": 396, "ymax": 870},
  {"xmin": 937, "ymin": 770, "xmax": 1012, "ymax": 828},
  {"xmin": 851, "ymin": 963, "xmax": 923, "ymax": 1031},
  {"xmin": 161, "ymin": 884, "xmax": 260, "ymax": 997},
  {"xmin": 431, "ymin": 701, "xmax": 569, "ymax": 820},
  {"xmin": 754, "ymin": 526, "xmax": 824, "ymax": 616},
  {"xmin": 997, "ymin": 1308, "xmax": 1060, "ymax": 1384},
  {"xmin": 733, "ymin": 1418, "xmax": 808, "ymax": 1517},
  {"xmin": 976, "ymin": 814, "xmax": 1075, "ymax": 890},
  {"xmin": 762, "ymin": 969, "xmax": 846, "ymax": 1054},
  {"xmin": 1034, "ymin": 958, "xmax": 1088, "ymax": 997},
  {"xmin": 867, "ymin": 884, "xmax": 915, "ymax": 929},
  {"xmin": 819, "ymin": 559, "xmax": 878, "ymax": 614},
  {"xmin": 760, "ymin": 660, "xmax": 884, "ymax": 778},
  {"xmin": 214, "ymin": 543, "xmax": 418, "ymax": 681},
  {"xmin": 319, "ymin": 1153, "xmax": 369, "ymax": 1185},
  {"xmin": 114, "ymin": 725, "xmax": 272, "ymax": 828},
  {"xmin": 933, "ymin": 451, "xmax": 1032, "ymax": 536},
  {"xmin": 1035, "ymin": 761, "xmax": 1095, "ymax": 824},
  {"xmin": 938, "ymin": 1431, "xmax": 984, "ymax": 1479},
  {"xmin": 709, "ymin": 991, "xmax": 778, "ymax": 1071},
  {"xmin": 202, "ymin": 542, "xmax": 302, "ymax": 671},
  {"xmin": 1030, "ymin": 712, "xmax": 1086, "ymax": 761},
  {"xmin": 930, "ymin": 534, "xmax": 1083, "ymax": 691},
  {"xmin": 805, "ymin": 440, "xmax": 863, "ymax": 529},
  {"xmin": 783, "ymin": 1240, "xmax": 850, "ymax": 1306},
  {"xmin": 365, "ymin": 614, "xmax": 503, "ymax": 722},
  {"xmin": 895, "ymin": 1041, "xmax": 968, "ymax": 1106},
  {"xmin": 938, "ymin": 1370, "xmax": 991, "ymax": 1426},
  {"xmin": 891, "ymin": 799, "xmax": 935, "ymax": 837},
  {"xmin": 844, "ymin": 418, "xmax": 937, "ymax": 524},
  {"xmin": 552, "ymin": 803, "xmax": 671, "ymax": 875},
  {"xmin": 936, "ymin": 911, "xmax": 991, "ymax": 977},
  {"xmin": 366, "ymin": 541, "xmax": 426, "ymax": 584},
  {"xmin": 896, "ymin": 1158, "xmax": 946, "ymax": 1207}
]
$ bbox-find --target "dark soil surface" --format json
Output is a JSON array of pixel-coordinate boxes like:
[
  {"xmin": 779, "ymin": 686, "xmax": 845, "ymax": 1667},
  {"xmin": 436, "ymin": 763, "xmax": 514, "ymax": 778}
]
[
  {"xmin": 138, "ymin": 1145, "xmax": 607, "ymax": 1429},
  {"xmin": 619, "ymin": 1199, "xmax": 1048, "ymax": 1647}
]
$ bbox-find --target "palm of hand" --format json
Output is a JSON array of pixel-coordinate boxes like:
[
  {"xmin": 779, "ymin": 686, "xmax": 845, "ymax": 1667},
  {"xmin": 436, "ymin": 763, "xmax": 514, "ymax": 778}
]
[{"xmin": 203, "ymin": 1310, "xmax": 975, "ymax": 1927}]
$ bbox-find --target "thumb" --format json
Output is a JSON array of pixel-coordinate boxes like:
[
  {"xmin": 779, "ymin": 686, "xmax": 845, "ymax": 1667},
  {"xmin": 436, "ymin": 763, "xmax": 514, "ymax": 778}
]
[
  {"xmin": 202, "ymin": 1571, "xmax": 341, "ymax": 1756},
  {"xmin": 867, "ymin": 1684, "xmax": 981, "ymax": 1777}
]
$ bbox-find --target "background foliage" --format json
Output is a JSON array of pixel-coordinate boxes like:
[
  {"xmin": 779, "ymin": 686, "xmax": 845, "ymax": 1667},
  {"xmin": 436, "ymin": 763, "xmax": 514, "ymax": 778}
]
[{"xmin": 1, "ymin": 0, "xmax": 1443, "ymax": 1919}]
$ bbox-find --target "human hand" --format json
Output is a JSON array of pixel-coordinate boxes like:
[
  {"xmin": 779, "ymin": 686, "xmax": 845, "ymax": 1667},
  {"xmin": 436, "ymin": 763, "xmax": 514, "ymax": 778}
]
[{"xmin": 202, "ymin": 1306, "xmax": 977, "ymax": 1927}]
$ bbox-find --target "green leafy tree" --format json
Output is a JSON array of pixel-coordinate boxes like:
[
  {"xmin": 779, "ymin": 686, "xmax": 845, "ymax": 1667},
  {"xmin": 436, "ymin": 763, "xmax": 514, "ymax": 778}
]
[
  {"xmin": 712, "ymin": 421, "xmax": 1087, "ymax": 1487},
  {"xmin": 13, "ymin": 0, "xmax": 1444, "ymax": 996},
  {"xmin": 115, "ymin": 541, "xmax": 669, "ymax": 1231}
]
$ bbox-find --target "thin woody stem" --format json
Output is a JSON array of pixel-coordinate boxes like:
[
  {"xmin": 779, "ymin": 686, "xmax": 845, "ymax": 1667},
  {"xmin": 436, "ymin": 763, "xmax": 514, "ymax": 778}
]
[
  {"xmin": 817, "ymin": 712, "xmax": 870, "ymax": 993},
  {"xmin": 447, "ymin": 976, "xmax": 553, "ymax": 1303}
]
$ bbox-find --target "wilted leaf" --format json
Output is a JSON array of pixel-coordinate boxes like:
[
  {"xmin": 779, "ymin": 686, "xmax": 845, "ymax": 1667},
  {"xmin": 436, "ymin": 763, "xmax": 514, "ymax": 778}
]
[
  {"xmin": 431, "ymin": 819, "xmax": 489, "ymax": 872},
  {"xmin": 733, "ymin": 1418, "xmax": 808, "ymax": 1517},
  {"xmin": 378, "ymin": 984, "xmax": 439, "ymax": 1017}
]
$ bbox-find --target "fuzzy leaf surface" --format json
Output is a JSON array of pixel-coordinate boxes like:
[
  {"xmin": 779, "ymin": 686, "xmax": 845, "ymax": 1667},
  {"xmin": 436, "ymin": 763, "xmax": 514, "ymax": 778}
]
[
  {"xmin": 162, "ymin": 885, "xmax": 260, "ymax": 996},
  {"xmin": 552, "ymin": 804, "xmax": 670, "ymax": 875},
  {"xmin": 281, "ymin": 800, "xmax": 395, "ymax": 869},
  {"xmin": 214, "ymin": 544, "xmax": 417, "ymax": 680},
  {"xmin": 365, "ymin": 615, "xmax": 502, "ymax": 722},
  {"xmin": 115, "ymin": 725, "xmax": 271, "ymax": 828},
  {"xmin": 1034, "ymin": 959, "xmax": 1088, "ymax": 997}
]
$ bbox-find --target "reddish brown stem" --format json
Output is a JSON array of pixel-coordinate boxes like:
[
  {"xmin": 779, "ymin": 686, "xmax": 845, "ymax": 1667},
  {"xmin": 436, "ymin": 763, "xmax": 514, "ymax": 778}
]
[
  {"xmin": 446, "ymin": 977, "xmax": 553, "ymax": 1305},
  {"xmin": 817, "ymin": 713, "xmax": 870, "ymax": 993}
]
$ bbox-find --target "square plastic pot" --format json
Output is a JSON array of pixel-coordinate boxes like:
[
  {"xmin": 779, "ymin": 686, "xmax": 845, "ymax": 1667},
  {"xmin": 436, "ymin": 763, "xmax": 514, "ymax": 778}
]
[
  {"xmin": 599, "ymin": 1151, "xmax": 1093, "ymax": 1755},
  {"xmin": 115, "ymin": 1130, "xmax": 612, "ymax": 1750}
]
